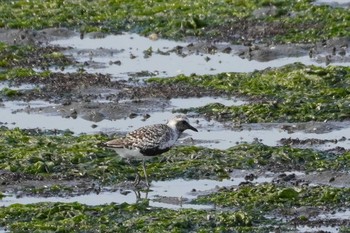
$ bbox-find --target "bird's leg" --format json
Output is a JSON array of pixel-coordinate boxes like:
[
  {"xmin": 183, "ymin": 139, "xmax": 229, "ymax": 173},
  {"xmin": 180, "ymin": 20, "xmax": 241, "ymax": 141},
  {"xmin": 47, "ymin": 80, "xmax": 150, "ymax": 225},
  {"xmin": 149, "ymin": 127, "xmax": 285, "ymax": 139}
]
[
  {"xmin": 127, "ymin": 159, "xmax": 141, "ymax": 186},
  {"xmin": 133, "ymin": 172, "xmax": 141, "ymax": 187},
  {"xmin": 142, "ymin": 159, "xmax": 150, "ymax": 187},
  {"xmin": 134, "ymin": 190, "xmax": 141, "ymax": 200}
]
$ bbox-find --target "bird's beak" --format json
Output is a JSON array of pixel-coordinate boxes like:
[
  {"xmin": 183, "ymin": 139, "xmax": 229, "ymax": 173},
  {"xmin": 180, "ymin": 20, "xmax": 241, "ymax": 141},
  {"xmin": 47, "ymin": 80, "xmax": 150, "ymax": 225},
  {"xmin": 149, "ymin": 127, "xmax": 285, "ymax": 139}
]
[{"xmin": 188, "ymin": 124, "xmax": 198, "ymax": 132}]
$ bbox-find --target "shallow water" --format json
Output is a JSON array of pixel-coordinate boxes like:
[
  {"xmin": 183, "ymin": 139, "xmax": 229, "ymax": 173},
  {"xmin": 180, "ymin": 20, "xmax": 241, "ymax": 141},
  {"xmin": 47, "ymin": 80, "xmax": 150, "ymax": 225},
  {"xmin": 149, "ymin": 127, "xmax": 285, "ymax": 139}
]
[
  {"xmin": 0, "ymin": 82, "xmax": 42, "ymax": 90},
  {"xmin": 295, "ymin": 209, "xmax": 350, "ymax": 233},
  {"xmin": 318, "ymin": 209, "xmax": 350, "ymax": 220},
  {"xmin": 51, "ymin": 33, "xmax": 350, "ymax": 78},
  {"xmin": 315, "ymin": 0, "xmax": 350, "ymax": 6},
  {"xmin": 0, "ymin": 175, "xmax": 273, "ymax": 209},
  {"xmin": 296, "ymin": 225, "xmax": 339, "ymax": 233}
]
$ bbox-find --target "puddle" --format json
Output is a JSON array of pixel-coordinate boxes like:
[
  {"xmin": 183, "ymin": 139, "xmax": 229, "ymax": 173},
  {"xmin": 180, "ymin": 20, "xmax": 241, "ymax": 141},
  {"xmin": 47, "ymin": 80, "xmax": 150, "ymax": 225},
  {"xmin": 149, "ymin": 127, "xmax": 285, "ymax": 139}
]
[
  {"xmin": 170, "ymin": 96, "xmax": 246, "ymax": 108},
  {"xmin": 294, "ymin": 209, "xmax": 350, "ymax": 233},
  {"xmin": 314, "ymin": 0, "xmax": 350, "ymax": 7},
  {"xmin": 9, "ymin": 169, "xmax": 350, "ymax": 211},
  {"xmin": 318, "ymin": 209, "xmax": 350, "ymax": 220},
  {"xmin": 50, "ymin": 33, "xmax": 350, "ymax": 79},
  {"xmin": 196, "ymin": 121, "xmax": 350, "ymax": 150},
  {"xmin": 0, "ymin": 174, "xmax": 273, "ymax": 209},
  {"xmin": 296, "ymin": 225, "xmax": 339, "ymax": 233},
  {"xmin": 0, "ymin": 96, "xmax": 242, "ymax": 134},
  {"xmin": 0, "ymin": 100, "xmax": 57, "ymax": 111}
]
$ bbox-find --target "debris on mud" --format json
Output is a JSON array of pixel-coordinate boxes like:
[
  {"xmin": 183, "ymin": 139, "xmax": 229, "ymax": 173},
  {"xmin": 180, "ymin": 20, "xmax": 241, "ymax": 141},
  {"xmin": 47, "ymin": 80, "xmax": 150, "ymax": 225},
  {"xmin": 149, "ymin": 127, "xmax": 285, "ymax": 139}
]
[{"xmin": 280, "ymin": 136, "xmax": 347, "ymax": 146}]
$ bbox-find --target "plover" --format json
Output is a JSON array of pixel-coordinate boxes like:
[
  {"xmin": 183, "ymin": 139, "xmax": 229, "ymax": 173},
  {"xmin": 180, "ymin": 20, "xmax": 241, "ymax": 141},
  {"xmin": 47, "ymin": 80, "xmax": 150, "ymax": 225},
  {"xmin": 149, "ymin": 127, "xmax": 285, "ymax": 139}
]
[{"xmin": 103, "ymin": 114, "xmax": 198, "ymax": 187}]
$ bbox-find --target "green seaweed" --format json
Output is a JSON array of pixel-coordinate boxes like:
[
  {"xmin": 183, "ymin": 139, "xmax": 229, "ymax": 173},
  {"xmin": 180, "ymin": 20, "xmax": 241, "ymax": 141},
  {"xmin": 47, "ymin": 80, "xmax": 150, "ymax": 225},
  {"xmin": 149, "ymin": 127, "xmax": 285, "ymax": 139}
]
[
  {"xmin": 0, "ymin": 201, "xmax": 258, "ymax": 232},
  {"xmin": 148, "ymin": 64, "xmax": 350, "ymax": 123},
  {"xmin": 0, "ymin": 87, "xmax": 21, "ymax": 97},
  {"xmin": 340, "ymin": 227, "xmax": 350, "ymax": 233},
  {"xmin": 1, "ymin": 127, "xmax": 350, "ymax": 184},
  {"xmin": 0, "ymin": 42, "xmax": 72, "ymax": 69},
  {"xmin": 0, "ymin": 128, "xmax": 129, "ymax": 183},
  {"xmin": 0, "ymin": 0, "xmax": 349, "ymax": 42},
  {"xmin": 0, "ymin": 68, "xmax": 39, "ymax": 80},
  {"xmin": 138, "ymin": 142, "xmax": 350, "ymax": 181},
  {"xmin": 195, "ymin": 183, "xmax": 350, "ymax": 212},
  {"xmin": 1, "ymin": 128, "xmax": 350, "ymax": 231}
]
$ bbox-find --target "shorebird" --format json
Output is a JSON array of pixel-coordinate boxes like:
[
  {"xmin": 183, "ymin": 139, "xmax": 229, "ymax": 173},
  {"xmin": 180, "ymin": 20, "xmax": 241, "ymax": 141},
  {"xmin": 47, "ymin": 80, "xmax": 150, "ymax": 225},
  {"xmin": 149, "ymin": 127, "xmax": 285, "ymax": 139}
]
[{"xmin": 103, "ymin": 114, "xmax": 198, "ymax": 187}]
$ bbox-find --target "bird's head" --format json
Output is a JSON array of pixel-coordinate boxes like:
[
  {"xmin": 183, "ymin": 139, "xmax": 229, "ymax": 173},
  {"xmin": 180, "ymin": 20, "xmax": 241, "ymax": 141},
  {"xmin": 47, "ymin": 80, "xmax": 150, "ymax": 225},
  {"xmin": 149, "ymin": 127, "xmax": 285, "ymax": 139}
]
[{"xmin": 167, "ymin": 114, "xmax": 198, "ymax": 133}]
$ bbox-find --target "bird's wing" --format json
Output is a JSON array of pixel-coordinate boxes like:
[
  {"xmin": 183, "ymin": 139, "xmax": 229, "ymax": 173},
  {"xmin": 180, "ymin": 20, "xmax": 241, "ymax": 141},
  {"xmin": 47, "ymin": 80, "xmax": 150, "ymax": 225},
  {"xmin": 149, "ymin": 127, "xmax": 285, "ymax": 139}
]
[
  {"xmin": 126, "ymin": 124, "xmax": 172, "ymax": 150},
  {"xmin": 104, "ymin": 124, "xmax": 172, "ymax": 150},
  {"xmin": 104, "ymin": 137, "xmax": 131, "ymax": 148}
]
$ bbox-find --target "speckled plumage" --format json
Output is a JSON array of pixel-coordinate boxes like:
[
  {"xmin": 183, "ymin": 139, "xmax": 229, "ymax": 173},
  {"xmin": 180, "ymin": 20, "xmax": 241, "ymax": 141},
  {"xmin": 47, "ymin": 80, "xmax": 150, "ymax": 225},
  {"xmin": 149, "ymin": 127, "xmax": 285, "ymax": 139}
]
[
  {"xmin": 103, "ymin": 114, "xmax": 198, "ymax": 187},
  {"xmin": 105, "ymin": 124, "xmax": 175, "ymax": 157}
]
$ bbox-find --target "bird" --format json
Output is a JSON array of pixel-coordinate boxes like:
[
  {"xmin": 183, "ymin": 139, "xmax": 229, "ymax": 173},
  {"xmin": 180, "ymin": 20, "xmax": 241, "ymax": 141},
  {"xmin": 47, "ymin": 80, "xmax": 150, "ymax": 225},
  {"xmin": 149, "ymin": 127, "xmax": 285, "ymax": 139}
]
[{"xmin": 103, "ymin": 114, "xmax": 198, "ymax": 187}]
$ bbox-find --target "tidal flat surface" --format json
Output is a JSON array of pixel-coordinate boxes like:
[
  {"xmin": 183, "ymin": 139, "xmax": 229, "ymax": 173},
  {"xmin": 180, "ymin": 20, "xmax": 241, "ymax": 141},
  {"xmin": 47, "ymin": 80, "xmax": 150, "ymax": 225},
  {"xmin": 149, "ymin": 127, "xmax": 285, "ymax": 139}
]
[{"xmin": 1, "ymin": 0, "xmax": 350, "ymax": 231}]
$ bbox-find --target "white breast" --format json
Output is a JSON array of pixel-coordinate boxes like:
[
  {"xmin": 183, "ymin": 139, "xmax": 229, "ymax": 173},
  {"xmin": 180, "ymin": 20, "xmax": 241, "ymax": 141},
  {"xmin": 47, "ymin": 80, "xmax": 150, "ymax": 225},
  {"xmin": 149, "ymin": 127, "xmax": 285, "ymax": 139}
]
[{"xmin": 110, "ymin": 147, "xmax": 147, "ymax": 160}]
